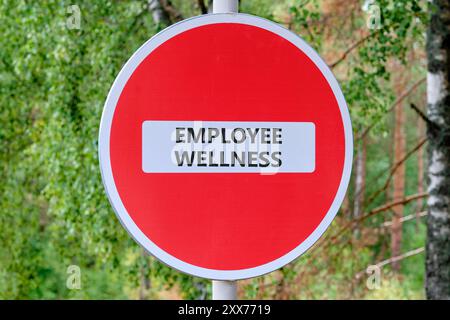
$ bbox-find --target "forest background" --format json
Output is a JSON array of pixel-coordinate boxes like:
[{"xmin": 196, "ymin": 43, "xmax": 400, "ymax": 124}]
[{"xmin": 1, "ymin": 0, "xmax": 448, "ymax": 300}]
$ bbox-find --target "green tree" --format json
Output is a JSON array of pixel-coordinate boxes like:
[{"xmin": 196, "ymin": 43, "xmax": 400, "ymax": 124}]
[{"xmin": 0, "ymin": 0, "xmax": 434, "ymax": 300}]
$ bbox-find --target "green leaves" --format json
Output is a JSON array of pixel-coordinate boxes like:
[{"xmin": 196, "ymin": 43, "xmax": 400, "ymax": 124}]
[
  {"xmin": 0, "ymin": 0, "xmax": 170, "ymax": 299},
  {"xmin": 0, "ymin": 0, "xmax": 429, "ymax": 299}
]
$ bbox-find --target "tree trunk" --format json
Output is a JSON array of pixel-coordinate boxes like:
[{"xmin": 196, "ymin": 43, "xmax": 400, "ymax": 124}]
[
  {"xmin": 425, "ymin": 0, "xmax": 450, "ymax": 300},
  {"xmin": 416, "ymin": 105, "xmax": 425, "ymax": 228},
  {"xmin": 148, "ymin": 0, "xmax": 183, "ymax": 25},
  {"xmin": 139, "ymin": 250, "xmax": 151, "ymax": 300},
  {"xmin": 353, "ymin": 137, "xmax": 367, "ymax": 220},
  {"xmin": 353, "ymin": 137, "xmax": 366, "ymax": 237},
  {"xmin": 391, "ymin": 75, "xmax": 406, "ymax": 272},
  {"xmin": 148, "ymin": 0, "xmax": 171, "ymax": 25}
]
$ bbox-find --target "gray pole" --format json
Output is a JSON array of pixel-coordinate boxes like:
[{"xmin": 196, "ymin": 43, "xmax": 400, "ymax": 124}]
[
  {"xmin": 210, "ymin": 0, "xmax": 239, "ymax": 301},
  {"xmin": 213, "ymin": 0, "xmax": 238, "ymax": 13},
  {"xmin": 212, "ymin": 280, "xmax": 237, "ymax": 300}
]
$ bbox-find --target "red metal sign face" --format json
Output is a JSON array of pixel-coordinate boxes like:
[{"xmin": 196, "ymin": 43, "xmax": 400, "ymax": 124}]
[{"xmin": 99, "ymin": 14, "xmax": 353, "ymax": 280}]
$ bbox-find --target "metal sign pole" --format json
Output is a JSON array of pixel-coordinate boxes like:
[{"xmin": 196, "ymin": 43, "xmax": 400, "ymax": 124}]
[
  {"xmin": 213, "ymin": 0, "xmax": 239, "ymax": 13},
  {"xmin": 211, "ymin": 0, "xmax": 239, "ymax": 300},
  {"xmin": 212, "ymin": 280, "xmax": 237, "ymax": 300}
]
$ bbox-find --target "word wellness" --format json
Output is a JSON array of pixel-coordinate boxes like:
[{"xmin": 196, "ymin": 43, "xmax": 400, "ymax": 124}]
[{"xmin": 173, "ymin": 127, "xmax": 283, "ymax": 168}]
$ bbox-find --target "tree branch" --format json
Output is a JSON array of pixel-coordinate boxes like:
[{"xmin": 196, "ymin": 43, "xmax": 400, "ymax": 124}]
[
  {"xmin": 297, "ymin": 193, "xmax": 428, "ymax": 283},
  {"xmin": 410, "ymin": 103, "xmax": 441, "ymax": 135},
  {"xmin": 376, "ymin": 247, "xmax": 425, "ymax": 268},
  {"xmin": 355, "ymin": 247, "xmax": 425, "ymax": 279},
  {"xmin": 329, "ymin": 32, "xmax": 378, "ymax": 69},
  {"xmin": 357, "ymin": 77, "xmax": 426, "ymax": 141},
  {"xmin": 329, "ymin": 192, "xmax": 429, "ymax": 245},
  {"xmin": 382, "ymin": 211, "xmax": 427, "ymax": 228},
  {"xmin": 363, "ymin": 137, "xmax": 428, "ymax": 206},
  {"xmin": 160, "ymin": 0, "xmax": 184, "ymax": 23}
]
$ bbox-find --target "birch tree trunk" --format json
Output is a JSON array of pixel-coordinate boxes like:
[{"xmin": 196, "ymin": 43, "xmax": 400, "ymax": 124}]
[
  {"xmin": 425, "ymin": 0, "xmax": 450, "ymax": 300},
  {"xmin": 149, "ymin": 0, "xmax": 183, "ymax": 25},
  {"xmin": 148, "ymin": 0, "xmax": 171, "ymax": 26}
]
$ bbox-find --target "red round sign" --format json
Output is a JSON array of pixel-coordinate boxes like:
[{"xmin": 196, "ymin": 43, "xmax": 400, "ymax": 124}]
[{"xmin": 99, "ymin": 14, "xmax": 353, "ymax": 280}]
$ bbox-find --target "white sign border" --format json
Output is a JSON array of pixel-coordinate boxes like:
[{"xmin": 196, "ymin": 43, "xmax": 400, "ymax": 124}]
[{"xmin": 99, "ymin": 13, "xmax": 353, "ymax": 280}]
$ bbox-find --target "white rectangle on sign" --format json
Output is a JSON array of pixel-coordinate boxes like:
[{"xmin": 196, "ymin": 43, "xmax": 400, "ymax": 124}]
[{"xmin": 142, "ymin": 121, "xmax": 315, "ymax": 173}]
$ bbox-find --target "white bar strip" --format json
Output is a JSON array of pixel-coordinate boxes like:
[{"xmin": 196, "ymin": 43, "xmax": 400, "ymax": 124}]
[{"xmin": 142, "ymin": 121, "xmax": 316, "ymax": 174}]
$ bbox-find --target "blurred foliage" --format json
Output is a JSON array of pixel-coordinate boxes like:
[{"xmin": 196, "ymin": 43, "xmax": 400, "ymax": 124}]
[{"xmin": 0, "ymin": 0, "xmax": 428, "ymax": 299}]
